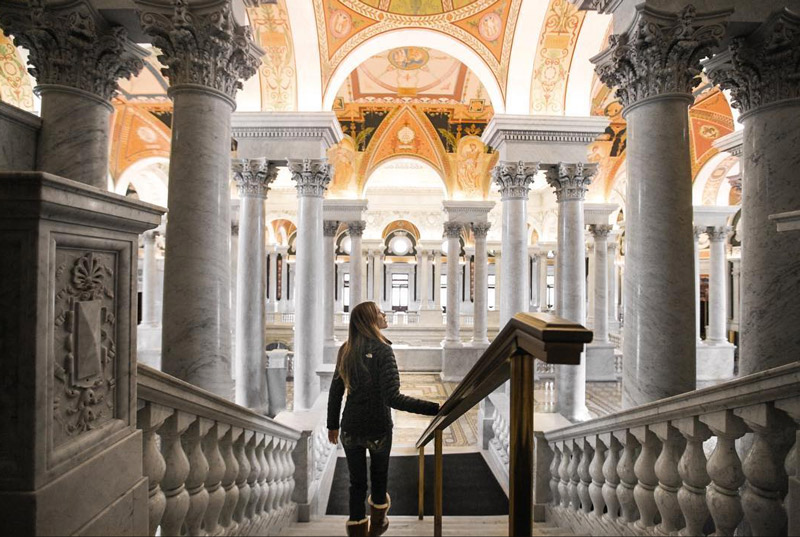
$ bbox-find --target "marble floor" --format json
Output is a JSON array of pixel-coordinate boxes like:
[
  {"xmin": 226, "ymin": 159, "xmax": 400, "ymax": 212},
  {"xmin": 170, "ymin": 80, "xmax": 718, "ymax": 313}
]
[{"xmin": 287, "ymin": 374, "xmax": 623, "ymax": 448}]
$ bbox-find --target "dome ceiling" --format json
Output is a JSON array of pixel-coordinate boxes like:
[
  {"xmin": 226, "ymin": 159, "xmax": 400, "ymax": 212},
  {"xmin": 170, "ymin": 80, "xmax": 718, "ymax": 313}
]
[{"xmin": 355, "ymin": 0, "xmax": 484, "ymax": 16}]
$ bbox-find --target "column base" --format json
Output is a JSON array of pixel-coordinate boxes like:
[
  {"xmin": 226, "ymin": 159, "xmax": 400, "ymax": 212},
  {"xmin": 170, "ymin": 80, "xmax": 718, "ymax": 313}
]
[
  {"xmin": 441, "ymin": 345, "xmax": 482, "ymax": 382},
  {"xmin": 585, "ymin": 342, "xmax": 616, "ymax": 381},
  {"xmin": 696, "ymin": 341, "xmax": 736, "ymax": 382}
]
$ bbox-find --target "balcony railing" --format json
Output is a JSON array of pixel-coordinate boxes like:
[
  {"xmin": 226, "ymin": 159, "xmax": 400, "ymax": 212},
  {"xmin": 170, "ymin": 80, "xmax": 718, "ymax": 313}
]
[
  {"xmin": 415, "ymin": 312, "xmax": 592, "ymax": 536},
  {"xmin": 137, "ymin": 365, "xmax": 302, "ymax": 536}
]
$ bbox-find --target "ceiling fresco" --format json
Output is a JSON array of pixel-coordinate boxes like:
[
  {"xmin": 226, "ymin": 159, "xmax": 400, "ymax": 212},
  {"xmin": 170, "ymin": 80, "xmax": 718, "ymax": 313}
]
[
  {"xmin": 314, "ymin": 0, "xmax": 522, "ymax": 103},
  {"xmin": 0, "ymin": 32, "xmax": 33, "ymax": 111},
  {"xmin": 247, "ymin": 1, "xmax": 297, "ymax": 111},
  {"xmin": 110, "ymin": 100, "xmax": 172, "ymax": 181}
]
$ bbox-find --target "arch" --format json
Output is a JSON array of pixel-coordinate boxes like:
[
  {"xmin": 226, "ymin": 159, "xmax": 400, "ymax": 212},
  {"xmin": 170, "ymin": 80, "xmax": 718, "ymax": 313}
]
[
  {"xmin": 504, "ymin": 0, "xmax": 549, "ymax": 113},
  {"xmin": 115, "ymin": 157, "xmax": 169, "ymax": 206},
  {"xmin": 362, "ymin": 156, "xmax": 448, "ymax": 198},
  {"xmin": 382, "ymin": 220, "xmax": 421, "ymax": 241},
  {"xmin": 322, "ymin": 29, "xmax": 506, "ymax": 113},
  {"xmin": 692, "ymin": 152, "xmax": 738, "ymax": 206},
  {"xmin": 564, "ymin": 11, "xmax": 612, "ymax": 116},
  {"xmin": 268, "ymin": 219, "xmax": 297, "ymax": 246}
]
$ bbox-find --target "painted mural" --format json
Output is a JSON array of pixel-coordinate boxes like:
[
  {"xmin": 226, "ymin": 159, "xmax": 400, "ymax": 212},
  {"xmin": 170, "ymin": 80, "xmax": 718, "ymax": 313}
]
[
  {"xmin": 248, "ymin": 0, "xmax": 298, "ymax": 112},
  {"xmin": 0, "ymin": 33, "xmax": 34, "ymax": 111}
]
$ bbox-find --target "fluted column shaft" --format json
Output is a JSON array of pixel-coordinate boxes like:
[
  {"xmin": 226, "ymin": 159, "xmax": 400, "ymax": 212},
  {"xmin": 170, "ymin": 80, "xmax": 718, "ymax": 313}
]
[
  {"xmin": 493, "ymin": 161, "xmax": 538, "ymax": 326},
  {"xmin": 136, "ymin": 0, "xmax": 262, "ymax": 398},
  {"xmin": 233, "ymin": 159, "xmax": 276, "ymax": 414},
  {"xmin": 591, "ymin": 226, "xmax": 612, "ymax": 343},
  {"xmin": 707, "ymin": 227, "xmax": 731, "ymax": 344},
  {"xmin": 323, "ymin": 221, "xmax": 338, "ymax": 346},
  {"xmin": 0, "ymin": 3, "xmax": 147, "ymax": 188},
  {"xmin": 546, "ymin": 163, "xmax": 594, "ymax": 422},
  {"xmin": 593, "ymin": 5, "xmax": 727, "ymax": 406},
  {"xmin": 708, "ymin": 12, "xmax": 800, "ymax": 375},
  {"xmin": 289, "ymin": 159, "xmax": 330, "ymax": 410},
  {"xmin": 348, "ymin": 221, "xmax": 365, "ymax": 308},
  {"xmin": 472, "ymin": 223, "xmax": 491, "ymax": 344},
  {"xmin": 142, "ymin": 230, "xmax": 160, "ymax": 325},
  {"xmin": 444, "ymin": 222, "xmax": 462, "ymax": 345}
]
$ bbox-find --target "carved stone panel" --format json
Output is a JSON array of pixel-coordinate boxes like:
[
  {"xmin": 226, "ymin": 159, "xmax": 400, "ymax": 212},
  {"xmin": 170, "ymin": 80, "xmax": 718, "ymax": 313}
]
[
  {"xmin": 52, "ymin": 249, "xmax": 118, "ymax": 446},
  {"xmin": 0, "ymin": 236, "xmax": 22, "ymax": 481}
]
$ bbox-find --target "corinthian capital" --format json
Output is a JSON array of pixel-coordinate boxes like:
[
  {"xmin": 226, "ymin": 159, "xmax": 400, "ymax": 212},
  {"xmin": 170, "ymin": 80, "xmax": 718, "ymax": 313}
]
[
  {"xmin": 707, "ymin": 225, "xmax": 732, "ymax": 242},
  {"xmin": 592, "ymin": 5, "xmax": 729, "ymax": 108},
  {"xmin": 443, "ymin": 221, "xmax": 463, "ymax": 239},
  {"xmin": 0, "ymin": 0, "xmax": 147, "ymax": 101},
  {"xmin": 347, "ymin": 221, "xmax": 366, "ymax": 237},
  {"xmin": 323, "ymin": 220, "xmax": 339, "ymax": 237},
  {"xmin": 492, "ymin": 161, "xmax": 539, "ymax": 200},
  {"xmin": 544, "ymin": 162, "xmax": 597, "ymax": 202},
  {"xmin": 136, "ymin": 0, "xmax": 263, "ymax": 102},
  {"xmin": 232, "ymin": 158, "xmax": 277, "ymax": 198},
  {"xmin": 590, "ymin": 224, "xmax": 613, "ymax": 239},
  {"xmin": 471, "ymin": 222, "xmax": 491, "ymax": 239},
  {"xmin": 287, "ymin": 158, "xmax": 331, "ymax": 198},
  {"xmin": 706, "ymin": 9, "xmax": 800, "ymax": 115}
]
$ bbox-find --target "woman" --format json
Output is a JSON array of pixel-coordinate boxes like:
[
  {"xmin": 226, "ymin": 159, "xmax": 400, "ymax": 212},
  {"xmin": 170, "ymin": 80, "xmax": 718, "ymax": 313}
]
[{"xmin": 328, "ymin": 301, "xmax": 440, "ymax": 537}]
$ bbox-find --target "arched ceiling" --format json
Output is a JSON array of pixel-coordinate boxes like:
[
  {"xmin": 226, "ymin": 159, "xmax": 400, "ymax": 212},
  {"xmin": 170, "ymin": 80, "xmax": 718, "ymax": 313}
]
[{"xmin": 0, "ymin": 31, "xmax": 33, "ymax": 111}]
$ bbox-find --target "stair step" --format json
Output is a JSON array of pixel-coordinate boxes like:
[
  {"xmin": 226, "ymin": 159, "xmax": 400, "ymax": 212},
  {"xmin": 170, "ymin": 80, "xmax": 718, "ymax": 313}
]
[{"xmin": 276, "ymin": 515, "xmax": 572, "ymax": 536}]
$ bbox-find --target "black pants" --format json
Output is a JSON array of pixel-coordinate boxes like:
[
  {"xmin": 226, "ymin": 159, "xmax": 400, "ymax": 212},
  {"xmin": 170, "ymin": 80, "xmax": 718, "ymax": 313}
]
[{"xmin": 341, "ymin": 431, "xmax": 392, "ymax": 521}]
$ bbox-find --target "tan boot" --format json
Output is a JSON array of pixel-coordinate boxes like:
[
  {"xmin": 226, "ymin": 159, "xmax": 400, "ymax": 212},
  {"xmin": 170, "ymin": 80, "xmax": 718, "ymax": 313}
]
[
  {"xmin": 346, "ymin": 518, "xmax": 369, "ymax": 537},
  {"xmin": 368, "ymin": 493, "xmax": 390, "ymax": 536}
]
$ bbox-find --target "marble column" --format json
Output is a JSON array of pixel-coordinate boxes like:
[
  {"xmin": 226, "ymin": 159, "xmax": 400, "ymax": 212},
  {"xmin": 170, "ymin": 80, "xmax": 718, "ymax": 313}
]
[
  {"xmin": 348, "ymin": 221, "xmax": 365, "ymax": 308},
  {"xmin": 607, "ymin": 239, "xmax": 619, "ymax": 331},
  {"xmin": 472, "ymin": 222, "xmax": 491, "ymax": 345},
  {"xmin": 539, "ymin": 252, "xmax": 549, "ymax": 311},
  {"xmin": 730, "ymin": 257, "xmax": 741, "ymax": 329},
  {"xmin": 373, "ymin": 250, "xmax": 384, "ymax": 307},
  {"xmin": 590, "ymin": 225, "xmax": 612, "ymax": 344},
  {"xmin": 530, "ymin": 251, "xmax": 541, "ymax": 312},
  {"xmin": 138, "ymin": 228, "xmax": 162, "ymax": 368},
  {"xmin": 707, "ymin": 11, "xmax": 800, "ymax": 375},
  {"xmin": 288, "ymin": 159, "xmax": 331, "ymax": 410},
  {"xmin": 233, "ymin": 159, "xmax": 276, "ymax": 414},
  {"xmin": 463, "ymin": 246, "xmax": 474, "ymax": 313},
  {"xmin": 444, "ymin": 222, "xmax": 462, "ymax": 345},
  {"xmin": 278, "ymin": 246, "xmax": 289, "ymax": 312},
  {"xmin": 230, "ymin": 213, "xmax": 239, "ymax": 371},
  {"xmin": 594, "ymin": 6, "xmax": 727, "ymax": 406},
  {"xmin": 323, "ymin": 221, "xmax": 338, "ymax": 351},
  {"xmin": 137, "ymin": 0, "xmax": 262, "ymax": 398},
  {"xmin": 419, "ymin": 250, "xmax": 431, "ymax": 309},
  {"xmin": 433, "ymin": 250, "xmax": 443, "ymax": 310},
  {"xmin": 267, "ymin": 249, "xmax": 278, "ymax": 313},
  {"xmin": 707, "ymin": 226, "xmax": 732, "ymax": 344},
  {"xmin": 586, "ymin": 241, "xmax": 595, "ymax": 326},
  {"xmin": 0, "ymin": 3, "xmax": 146, "ymax": 188},
  {"xmin": 492, "ymin": 161, "xmax": 539, "ymax": 326},
  {"xmin": 545, "ymin": 163, "xmax": 594, "ymax": 422},
  {"xmin": 693, "ymin": 226, "xmax": 706, "ymax": 342}
]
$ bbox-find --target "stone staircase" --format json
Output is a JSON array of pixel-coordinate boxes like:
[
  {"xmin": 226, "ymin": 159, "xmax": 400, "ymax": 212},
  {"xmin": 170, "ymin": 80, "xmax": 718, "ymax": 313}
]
[{"xmin": 276, "ymin": 515, "xmax": 572, "ymax": 536}]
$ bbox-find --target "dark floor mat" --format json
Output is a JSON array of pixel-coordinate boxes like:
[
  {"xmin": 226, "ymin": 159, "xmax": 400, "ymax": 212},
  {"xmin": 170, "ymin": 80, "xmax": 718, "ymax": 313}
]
[{"xmin": 326, "ymin": 452, "xmax": 508, "ymax": 516}]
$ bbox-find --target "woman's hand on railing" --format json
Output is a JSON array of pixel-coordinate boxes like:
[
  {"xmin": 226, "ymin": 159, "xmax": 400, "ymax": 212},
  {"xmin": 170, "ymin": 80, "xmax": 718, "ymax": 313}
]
[{"xmin": 328, "ymin": 429, "xmax": 339, "ymax": 445}]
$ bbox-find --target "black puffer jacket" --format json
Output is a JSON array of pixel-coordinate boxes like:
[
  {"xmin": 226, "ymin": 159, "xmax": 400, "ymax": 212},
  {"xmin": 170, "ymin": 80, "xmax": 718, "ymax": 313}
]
[{"xmin": 327, "ymin": 338, "xmax": 439, "ymax": 436}]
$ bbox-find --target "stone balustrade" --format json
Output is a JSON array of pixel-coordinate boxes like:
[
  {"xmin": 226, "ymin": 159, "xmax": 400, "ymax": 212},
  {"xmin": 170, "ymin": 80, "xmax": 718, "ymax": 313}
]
[
  {"xmin": 265, "ymin": 312, "xmax": 296, "ymax": 324},
  {"xmin": 536, "ymin": 362, "xmax": 800, "ymax": 536},
  {"xmin": 137, "ymin": 364, "xmax": 302, "ymax": 536}
]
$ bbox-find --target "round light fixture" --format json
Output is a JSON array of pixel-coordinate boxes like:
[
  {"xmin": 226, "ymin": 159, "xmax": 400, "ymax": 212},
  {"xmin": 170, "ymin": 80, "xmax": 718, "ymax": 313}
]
[{"xmin": 389, "ymin": 235, "xmax": 411, "ymax": 255}]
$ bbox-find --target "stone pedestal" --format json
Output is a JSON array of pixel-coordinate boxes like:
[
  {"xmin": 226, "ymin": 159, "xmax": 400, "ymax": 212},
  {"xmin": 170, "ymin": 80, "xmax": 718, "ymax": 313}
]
[
  {"xmin": 0, "ymin": 171, "xmax": 163, "ymax": 535},
  {"xmin": 585, "ymin": 343, "xmax": 617, "ymax": 381},
  {"xmin": 696, "ymin": 342, "xmax": 735, "ymax": 382},
  {"xmin": 266, "ymin": 350, "xmax": 289, "ymax": 417}
]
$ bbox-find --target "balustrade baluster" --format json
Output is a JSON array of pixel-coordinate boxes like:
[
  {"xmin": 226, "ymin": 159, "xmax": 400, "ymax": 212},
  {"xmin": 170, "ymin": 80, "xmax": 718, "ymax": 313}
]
[
  {"xmin": 700, "ymin": 409, "xmax": 747, "ymax": 536},
  {"xmin": 631, "ymin": 426, "xmax": 661, "ymax": 532},
  {"xmin": 568, "ymin": 439, "xmax": 582, "ymax": 512},
  {"xmin": 614, "ymin": 430, "xmax": 640, "ymax": 526},
  {"xmin": 600, "ymin": 432, "xmax": 621, "ymax": 526},
  {"xmin": 735, "ymin": 403, "xmax": 794, "ymax": 536},
  {"xmin": 284, "ymin": 439, "xmax": 297, "ymax": 511},
  {"xmin": 219, "ymin": 426, "xmax": 240, "ymax": 533},
  {"xmin": 266, "ymin": 437, "xmax": 280, "ymax": 517},
  {"xmin": 674, "ymin": 416, "xmax": 712, "ymax": 537},
  {"xmin": 233, "ymin": 429, "xmax": 253, "ymax": 527},
  {"xmin": 245, "ymin": 432, "xmax": 262, "ymax": 528},
  {"xmin": 182, "ymin": 417, "xmax": 212, "ymax": 536},
  {"xmin": 276, "ymin": 439, "xmax": 289, "ymax": 515},
  {"xmin": 203, "ymin": 422, "xmax": 229, "ymax": 537},
  {"xmin": 558, "ymin": 440, "xmax": 571, "ymax": 509},
  {"xmin": 158, "ymin": 411, "xmax": 193, "ymax": 536},
  {"xmin": 138, "ymin": 402, "xmax": 173, "ymax": 536},
  {"xmin": 577, "ymin": 438, "xmax": 594, "ymax": 514},
  {"xmin": 652, "ymin": 422, "xmax": 686, "ymax": 534},
  {"xmin": 550, "ymin": 442, "xmax": 562, "ymax": 507},
  {"xmin": 254, "ymin": 433, "xmax": 269, "ymax": 520},
  {"xmin": 775, "ymin": 397, "xmax": 800, "ymax": 537},
  {"xmin": 587, "ymin": 435, "xmax": 606, "ymax": 520}
]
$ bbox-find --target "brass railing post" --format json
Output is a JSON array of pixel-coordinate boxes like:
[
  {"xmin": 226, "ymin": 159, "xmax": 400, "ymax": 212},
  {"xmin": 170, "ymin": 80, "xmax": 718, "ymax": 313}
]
[
  {"xmin": 509, "ymin": 351, "xmax": 534, "ymax": 537},
  {"xmin": 418, "ymin": 445, "xmax": 425, "ymax": 520},
  {"xmin": 434, "ymin": 430, "xmax": 443, "ymax": 537}
]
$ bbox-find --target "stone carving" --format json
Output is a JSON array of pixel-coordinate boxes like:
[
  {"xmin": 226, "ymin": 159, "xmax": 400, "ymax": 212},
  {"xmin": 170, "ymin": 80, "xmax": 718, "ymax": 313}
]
[
  {"xmin": 232, "ymin": 158, "xmax": 277, "ymax": 199},
  {"xmin": 0, "ymin": 0, "xmax": 146, "ymax": 100},
  {"xmin": 443, "ymin": 221, "xmax": 462, "ymax": 239},
  {"xmin": 347, "ymin": 220, "xmax": 366, "ymax": 237},
  {"xmin": 287, "ymin": 158, "xmax": 331, "ymax": 198},
  {"xmin": 593, "ymin": 5, "xmax": 728, "ymax": 108},
  {"xmin": 323, "ymin": 220, "xmax": 339, "ymax": 237},
  {"xmin": 136, "ymin": 0, "xmax": 263, "ymax": 100},
  {"xmin": 53, "ymin": 252, "xmax": 117, "ymax": 441},
  {"xmin": 471, "ymin": 221, "xmax": 491, "ymax": 238},
  {"xmin": 706, "ymin": 9, "xmax": 800, "ymax": 114},
  {"xmin": 545, "ymin": 162, "xmax": 597, "ymax": 202},
  {"xmin": 707, "ymin": 225, "xmax": 732, "ymax": 242},
  {"xmin": 492, "ymin": 160, "xmax": 539, "ymax": 200},
  {"xmin": 693, "ymin": 225, "xmax": 706, "ymax": 240},
  {"xmin": 590, "ymin": 224, "xmax": 613, "ymax": 238}
]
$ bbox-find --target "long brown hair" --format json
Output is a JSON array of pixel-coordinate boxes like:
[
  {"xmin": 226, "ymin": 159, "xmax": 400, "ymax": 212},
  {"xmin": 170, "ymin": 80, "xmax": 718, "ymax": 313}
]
[{"xmin": 336, "ymin": 301, "xmax": 390, "ymax": 391}]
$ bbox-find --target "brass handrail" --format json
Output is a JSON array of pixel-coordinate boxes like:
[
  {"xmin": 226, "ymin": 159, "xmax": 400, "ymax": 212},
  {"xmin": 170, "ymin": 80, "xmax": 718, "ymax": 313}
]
[{"xmin": 415, "ymin": 312, "xmax": 592, "ymax": 537}]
